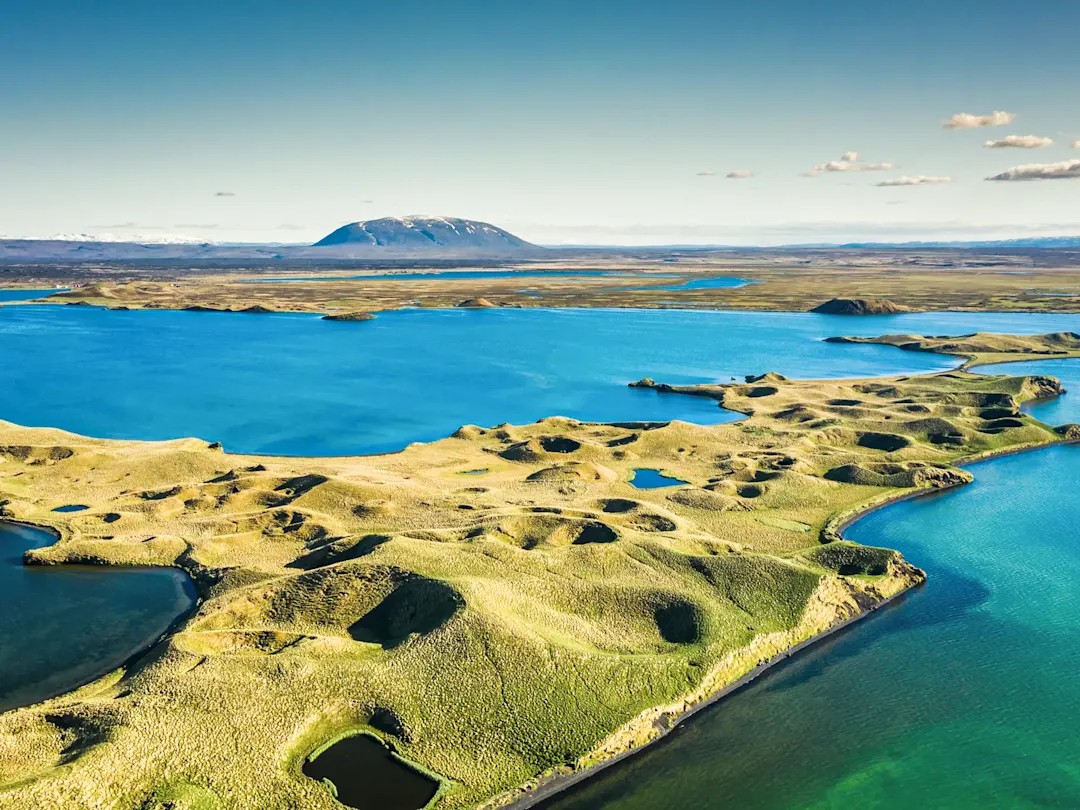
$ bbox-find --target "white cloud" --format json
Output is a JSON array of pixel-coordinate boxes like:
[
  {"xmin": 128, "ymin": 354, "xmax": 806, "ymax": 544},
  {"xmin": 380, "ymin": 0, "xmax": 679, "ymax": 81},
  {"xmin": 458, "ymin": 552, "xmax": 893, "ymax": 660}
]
[
  {"xmin": 983, "ymin": 135, "xmax": 1053, "ymax": 149},
  {"xmin": 696, "ymin": 170, "xmax": 717, "ymax": 176},
  {"xmin": 1073, "ymin": 139, "xmax": 1080, "ymax": 149},
  {"xmin": 876, "ymin": 176, "xmax": 953, "ymax": 187},
  {"xmin": 986, "ymin": 159, "xmax": 1080, "ymax": 181},
  {"xmin": 805, "ymin": 153, "xmax": 895, "ymax": 176},
  {"xmin": 726, "ymin": 169, "xmax": 753, "ymax": 179},
  {"xmin": 943, "ymin": 110, "xmax": 1015, "ymax": 129}
]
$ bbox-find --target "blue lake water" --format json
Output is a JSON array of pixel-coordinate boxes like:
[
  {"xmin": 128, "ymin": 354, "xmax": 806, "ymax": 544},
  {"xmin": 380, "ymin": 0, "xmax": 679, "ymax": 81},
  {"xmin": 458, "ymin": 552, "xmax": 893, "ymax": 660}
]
[
  {"xmin": 518, "ymin": 275, "xmax": 752, "ymax": 295},
  {"xmin": 0, "ymin": 521, "xmax": 196, "ymax": 712},
  {"xmin": 626, "ymin": 276, "xmax": 753, "ymax": 291},
  {"xmin": 978, "ymin": 358, "xmax": 1080, "ymax": 426},
  {"xmin": 630, "ymin": 469, "xmax": 689, "ymax": 489},
  {"xmin": 2, "ymin": 306, "xmax": 1078, "ymax": 456},
  {"xmin": 0, "ymin": 288, "xmax": 58, "ymax": 302}
]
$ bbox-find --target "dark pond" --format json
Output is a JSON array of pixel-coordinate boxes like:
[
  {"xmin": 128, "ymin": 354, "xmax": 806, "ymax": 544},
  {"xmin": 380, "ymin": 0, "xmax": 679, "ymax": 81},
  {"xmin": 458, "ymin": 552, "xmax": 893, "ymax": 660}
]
[
  {"xmin": 51, "ymin": 504, "xmax": 90, "ymax": 513},
  {"xmin": 304, "ymin": 733, "xmax": 439, "ymax": 810},
  {"xmin": 0, "ymin": 521, "xmax": 197, "ymax": 712}
]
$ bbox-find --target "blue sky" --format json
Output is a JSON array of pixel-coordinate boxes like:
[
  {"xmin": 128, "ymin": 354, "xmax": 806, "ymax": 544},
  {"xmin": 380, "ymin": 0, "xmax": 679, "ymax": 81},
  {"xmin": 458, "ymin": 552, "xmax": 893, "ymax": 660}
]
[{"xmin": 2, "ymin": 0, "xmax": 1079, "ymax": 245}]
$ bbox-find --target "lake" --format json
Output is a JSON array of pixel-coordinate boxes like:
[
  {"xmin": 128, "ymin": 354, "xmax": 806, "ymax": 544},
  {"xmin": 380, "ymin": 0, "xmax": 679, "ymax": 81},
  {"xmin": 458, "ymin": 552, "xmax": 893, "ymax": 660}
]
[
  {"xmin": 2, "ymin": 305, "xmax": 1078, "ymax": 456},
  {"xmin": 0, "ymin": 521, "xmax": 196, "ymax": 712},
  {"xmin": 2, "ymin": 304, "xmax": 1080, "ymax": 805}
]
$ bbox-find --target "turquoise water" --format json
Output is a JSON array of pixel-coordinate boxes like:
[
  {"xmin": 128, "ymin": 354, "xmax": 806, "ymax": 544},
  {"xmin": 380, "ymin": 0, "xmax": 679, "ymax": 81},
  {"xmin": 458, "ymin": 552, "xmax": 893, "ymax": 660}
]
[
  {"xmin": 0, "ymin": 522, "xmax": 196, "ymax": 712},
  {"xmin": 540, "ymin": 435, "xmax": 1080, "ymax": 808},
  {"xmin": 3, "ymin": 306, "xmax": 1078, "ymax": 456},
  {"xmin": 627, "ymin": 276, "xmax": 753, "ymax": 291},
  {"xmin": 522, "ymin": 278, "xmax": 751, "ymax": 295},
  {"xmin": 630, "ymin": 469, "xmax": 688, "ymax": 488}
]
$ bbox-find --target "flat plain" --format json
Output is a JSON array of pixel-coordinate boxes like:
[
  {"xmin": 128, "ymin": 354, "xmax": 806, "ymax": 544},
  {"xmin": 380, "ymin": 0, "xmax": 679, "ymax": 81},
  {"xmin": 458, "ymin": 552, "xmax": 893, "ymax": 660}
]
[{"xmin": 6, "ymin": 247, "xmax": 1080, "ymax": 315}]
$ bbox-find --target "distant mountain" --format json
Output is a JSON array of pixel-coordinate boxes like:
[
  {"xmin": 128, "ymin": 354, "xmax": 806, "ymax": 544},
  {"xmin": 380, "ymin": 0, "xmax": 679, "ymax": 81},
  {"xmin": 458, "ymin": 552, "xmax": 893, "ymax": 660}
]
[
  {"xmin": 312, "ymin": 216, "xmax": 538, "ymax": 256},
  {"xmin": 0, "ymin": 216, "xmax": 543, "ymax": 262},
  {"xmin": 833, "ymin": 236, "xmax": 1080, "ymax": 249}
]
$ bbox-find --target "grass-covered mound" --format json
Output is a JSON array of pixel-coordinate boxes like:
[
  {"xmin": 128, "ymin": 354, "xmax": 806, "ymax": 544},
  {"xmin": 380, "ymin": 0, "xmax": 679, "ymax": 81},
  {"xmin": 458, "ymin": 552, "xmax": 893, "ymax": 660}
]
[
  {"xmin": 810, "ymin": 298, "xmax": 914, "ymax": 315},
  {"xmin": 0, "ymin": 354, "xmax": 1070, "ymax": 810}
]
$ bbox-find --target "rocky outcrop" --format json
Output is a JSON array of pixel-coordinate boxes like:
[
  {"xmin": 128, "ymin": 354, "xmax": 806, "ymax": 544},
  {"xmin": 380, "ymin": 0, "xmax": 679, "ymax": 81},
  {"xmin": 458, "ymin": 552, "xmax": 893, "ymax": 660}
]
[
  {"xmin": 321, "ymin": 311, "xmax": 376, "ymax": 322},
  {"xmin": 1056, "ymin": 424, "xmax": 1080, "ymax": 440},
  {"xmin": 811, "ymin": 298, "xmax": 914, "ymax": 315}
]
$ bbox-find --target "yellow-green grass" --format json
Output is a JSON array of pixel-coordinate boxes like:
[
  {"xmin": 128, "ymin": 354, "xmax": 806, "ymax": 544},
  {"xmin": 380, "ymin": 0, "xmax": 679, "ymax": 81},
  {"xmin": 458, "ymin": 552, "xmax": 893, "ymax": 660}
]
[
  {"xmin": 826, "ymin": 331, "xmax": 1080, "ymax": 369},
  {"xmin": 0, "ymin": 356, "xmax": 1071, "ymax": 810}
]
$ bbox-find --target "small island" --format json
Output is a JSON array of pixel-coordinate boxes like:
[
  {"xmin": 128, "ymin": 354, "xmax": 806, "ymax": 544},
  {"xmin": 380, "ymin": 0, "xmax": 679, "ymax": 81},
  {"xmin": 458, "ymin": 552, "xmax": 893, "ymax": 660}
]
[{"xmin": 322, "ymin": 311, "xmax": 377, "ymax": 322}]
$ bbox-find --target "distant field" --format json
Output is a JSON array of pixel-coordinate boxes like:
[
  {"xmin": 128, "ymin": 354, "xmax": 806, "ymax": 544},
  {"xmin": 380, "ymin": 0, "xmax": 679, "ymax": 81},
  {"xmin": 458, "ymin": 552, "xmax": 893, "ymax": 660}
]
[{"xmin": 6, "ymin": 247, "xmax": 1080, "ymax": 315}]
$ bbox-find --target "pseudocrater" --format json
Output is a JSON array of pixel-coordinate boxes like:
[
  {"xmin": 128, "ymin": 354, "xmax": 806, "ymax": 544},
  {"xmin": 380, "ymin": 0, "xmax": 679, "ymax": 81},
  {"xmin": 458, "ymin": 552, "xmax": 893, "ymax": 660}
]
[
  {"xmin": 303, "ymin": 733, "xmax": 439, "ymax": 810},
  {"xmin": 348, "ymin": 576, "xmax": 463, "ymax": 648}
]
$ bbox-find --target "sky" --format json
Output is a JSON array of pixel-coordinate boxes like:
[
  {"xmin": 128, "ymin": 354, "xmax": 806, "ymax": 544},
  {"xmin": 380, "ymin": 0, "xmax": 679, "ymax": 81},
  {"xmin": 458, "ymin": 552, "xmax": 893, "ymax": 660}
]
[{"xmin": 2, "ymin": 0, "xmax": 1079, "ymax": 246}]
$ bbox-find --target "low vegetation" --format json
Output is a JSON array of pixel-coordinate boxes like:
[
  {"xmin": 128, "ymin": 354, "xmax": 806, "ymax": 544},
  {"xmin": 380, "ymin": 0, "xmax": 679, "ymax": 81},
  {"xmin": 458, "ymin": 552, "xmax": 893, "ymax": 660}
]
[
  {"xmin": 0, "ymin": 342, "xmax": 1073, "ymax": 809},
  {"xmin": 826, "ymin": 331, "xmax": 1080, "ymax": 368},
  {"xmin": 9, "ymin": 246, "xmax": 1080, "ymax": 315}
]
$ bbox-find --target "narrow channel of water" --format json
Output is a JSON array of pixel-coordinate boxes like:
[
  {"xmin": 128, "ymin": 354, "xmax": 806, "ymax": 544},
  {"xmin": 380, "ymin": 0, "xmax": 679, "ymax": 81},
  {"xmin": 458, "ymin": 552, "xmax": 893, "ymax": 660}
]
[{"xmin": 0, "ymin": 522, "xmax": 196, "ymax": 712}]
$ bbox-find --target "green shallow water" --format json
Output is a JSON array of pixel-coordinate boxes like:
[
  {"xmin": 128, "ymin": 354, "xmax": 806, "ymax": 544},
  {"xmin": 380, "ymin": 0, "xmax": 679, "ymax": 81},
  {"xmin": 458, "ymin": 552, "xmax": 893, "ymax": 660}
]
[{"xmin": 540, "ymin": 440, "xmax": 1080, "ymax": 809}]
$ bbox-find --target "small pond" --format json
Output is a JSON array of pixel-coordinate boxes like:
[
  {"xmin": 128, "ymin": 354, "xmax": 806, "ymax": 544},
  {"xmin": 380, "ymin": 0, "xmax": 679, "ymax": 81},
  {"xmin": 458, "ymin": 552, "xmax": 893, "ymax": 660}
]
[
  {"xmin": 51, "ymin": 504, "xmax": 90, "ymax": 513},
  {"xmin": 304, "ymin": 733, "xmax": 439, "ymax": 810},
  {"xmin": 630, "ymin": 469, "xmax": 688, "ymax": 489}
]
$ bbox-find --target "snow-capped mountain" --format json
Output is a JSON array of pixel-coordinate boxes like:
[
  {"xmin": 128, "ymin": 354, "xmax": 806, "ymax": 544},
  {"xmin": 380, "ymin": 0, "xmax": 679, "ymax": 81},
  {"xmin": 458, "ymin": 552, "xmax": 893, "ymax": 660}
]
[{"xmin": 313, "ymin": 216, "xmax": 536, "ymax": 254}]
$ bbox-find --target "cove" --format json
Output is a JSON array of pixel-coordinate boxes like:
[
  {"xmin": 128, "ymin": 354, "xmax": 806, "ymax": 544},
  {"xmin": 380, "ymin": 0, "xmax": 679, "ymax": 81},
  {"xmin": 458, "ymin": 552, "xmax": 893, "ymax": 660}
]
[
  {"xmin": 0, "ymin": 522, "xmax": 196, "ymax": 713},
  {"xmin": 537, "ymin": 442, "xmax": 1080, "ymax": 809},
  {"xmin": 2, "ymin": 306, "xmax": 1077, "ymax": 456},
  {"xmin": 977, "ymin": 357, "xmax": 1080, "ymax": 426},
  {"xmin": 0, "ymin": 289, "xmax": 59, "ymax": 303},
  {"xmin": 303, "ymin": 734, "xmax": 439, "ymax": 810}
]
